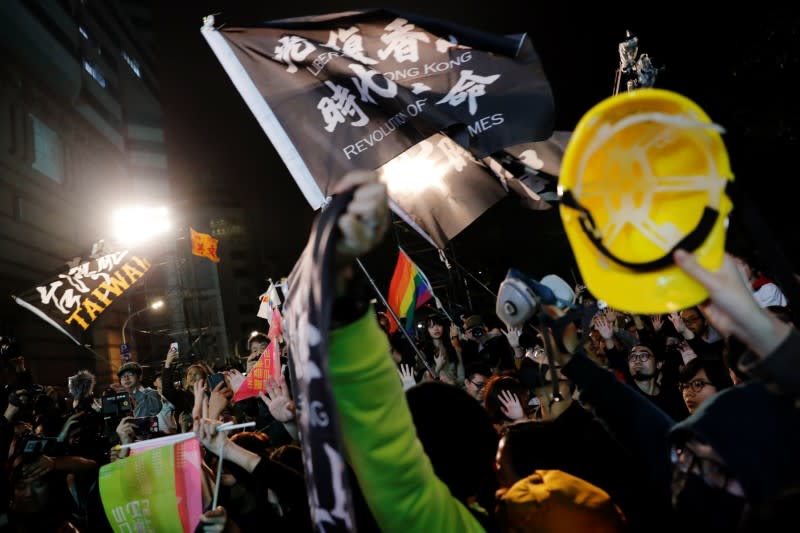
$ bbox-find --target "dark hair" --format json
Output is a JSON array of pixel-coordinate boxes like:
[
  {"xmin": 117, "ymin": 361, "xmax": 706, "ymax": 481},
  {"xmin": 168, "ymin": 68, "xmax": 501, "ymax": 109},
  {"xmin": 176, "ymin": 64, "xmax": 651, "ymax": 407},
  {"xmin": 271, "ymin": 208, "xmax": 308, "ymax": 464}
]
[
  {"xmin": 405, "ymin": 382, "xmax": 498, "ymax": 516},
  {"xmin": 270, "ymin": 444, "xmax": 303, "ymax": 474},
  {"xmin": 230, "ymin": 430, "xmax": 272, "ymax": 455},
  {"xmin": 678, "ymin": 357, "xmax": 733, "ymax": 392},
  {"xmin": 249, "ymin": 334, "xmax": 269, "ymax": 347},
  {"xmin": 723, "ymin": 336, "xmax": 750, "ymax": 382},
  {"xmin": 420, "ymin": 315, "xmax": 459, "ymax": 366},
  {"xmin": 464, "ymin": 362, "xmax": 492, "ymax": 381},
  {"xmin": 68, "ymin": 370, "xmax": 96, "ymax": 399}
]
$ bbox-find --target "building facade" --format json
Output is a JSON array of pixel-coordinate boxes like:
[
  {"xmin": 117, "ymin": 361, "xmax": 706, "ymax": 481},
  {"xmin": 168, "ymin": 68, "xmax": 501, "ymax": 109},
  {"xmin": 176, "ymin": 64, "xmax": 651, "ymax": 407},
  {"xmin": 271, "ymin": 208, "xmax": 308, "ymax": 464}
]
[{"xmin": 0, "ymin": 0, "xmax": 172, "ymax": 386}]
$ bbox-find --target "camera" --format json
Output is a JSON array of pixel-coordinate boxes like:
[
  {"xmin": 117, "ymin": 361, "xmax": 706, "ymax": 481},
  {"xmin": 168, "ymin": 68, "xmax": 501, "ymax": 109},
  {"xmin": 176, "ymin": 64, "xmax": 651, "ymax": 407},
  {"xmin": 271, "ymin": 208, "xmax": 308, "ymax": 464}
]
[
  {"xmin": 101, "ymin": 392, "xmax": 133, "ymax": 419},
  {"xmin": 469, "ymin": 327, "xmax": 485, "ymax": 339},
  {"xmin": 129, "ymin": 416, "xmax": 159, "ymax": 439},
  {"xmin": 14, "ymin": 434, "xmax": 57, "ymax": 457}
]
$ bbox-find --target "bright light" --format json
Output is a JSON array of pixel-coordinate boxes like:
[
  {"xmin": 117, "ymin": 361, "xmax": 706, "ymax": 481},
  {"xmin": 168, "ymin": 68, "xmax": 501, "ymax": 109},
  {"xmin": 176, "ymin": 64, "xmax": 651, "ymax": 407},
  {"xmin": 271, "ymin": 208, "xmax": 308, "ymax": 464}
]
[
  {"xmin": 249, "ymin": 331, "xmax": 259, "ymax": 338},
  {"xmin": 111, "ymin": 206, "xmax": 171, "ymax": 245},
  {"xmin": 150, "ymin": 300, "xmax": 164, "ymax": 310},
  {"xmin": 380, "ymin": 158, "xmax": 447, "ymax": 197}
]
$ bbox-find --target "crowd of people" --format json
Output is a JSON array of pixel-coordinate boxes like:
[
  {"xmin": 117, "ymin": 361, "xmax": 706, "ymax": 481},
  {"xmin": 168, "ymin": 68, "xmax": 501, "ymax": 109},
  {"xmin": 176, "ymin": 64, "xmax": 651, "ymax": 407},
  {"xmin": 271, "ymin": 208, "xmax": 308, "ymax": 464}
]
[{"xmin": 1, "ymin": 170, "xmax": 799, "ymax": 532}]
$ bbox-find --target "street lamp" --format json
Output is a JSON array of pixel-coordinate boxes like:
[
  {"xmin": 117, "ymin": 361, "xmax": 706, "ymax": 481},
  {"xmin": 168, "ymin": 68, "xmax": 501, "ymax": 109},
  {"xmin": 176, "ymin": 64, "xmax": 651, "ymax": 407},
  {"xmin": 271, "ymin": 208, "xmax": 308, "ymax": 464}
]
[
  {"xmin": 111, "ymin": 206, "xmax": 171, "ymax": 246},
  {"xmin": 121, "ymin": 299, "xmax": 164, "ymax": 345}
]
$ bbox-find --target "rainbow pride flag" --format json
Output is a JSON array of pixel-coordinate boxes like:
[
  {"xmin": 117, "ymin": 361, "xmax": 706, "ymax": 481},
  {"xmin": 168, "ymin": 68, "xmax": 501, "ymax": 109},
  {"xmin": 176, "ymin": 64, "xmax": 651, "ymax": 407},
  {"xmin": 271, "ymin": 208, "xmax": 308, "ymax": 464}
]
[{"xmin": 387, "ymin": 248, "xmax": 434, "ymax": 333}]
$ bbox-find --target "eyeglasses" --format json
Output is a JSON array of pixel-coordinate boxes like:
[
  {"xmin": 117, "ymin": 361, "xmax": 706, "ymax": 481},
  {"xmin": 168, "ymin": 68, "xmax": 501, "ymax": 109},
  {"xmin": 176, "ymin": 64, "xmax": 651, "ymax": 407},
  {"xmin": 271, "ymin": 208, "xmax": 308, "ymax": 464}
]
[
  {"xmin": 678, "ymin": 379, "xmax": 714, "ymax": 393},
  {"xmin": 681, "ymin": 315, "xmax": 703, "ymax": 324},
  {"xmin": 627, "ymin": 350, "xmax": 653, "ymax": 363},
  {"xmin": 468, "ymin": 379, "xmax": 486, "ymax": 390}
]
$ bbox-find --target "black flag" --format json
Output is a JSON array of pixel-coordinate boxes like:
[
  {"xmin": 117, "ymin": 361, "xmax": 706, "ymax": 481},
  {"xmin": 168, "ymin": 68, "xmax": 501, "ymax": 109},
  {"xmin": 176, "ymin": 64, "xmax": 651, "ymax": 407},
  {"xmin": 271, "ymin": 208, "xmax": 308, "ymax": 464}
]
[
  {"xmin": 282, "ymin": 192, "xmax": 357, "ymax": 531},
  {"xmin": 202, "ymin": 8, "xmax": 555, "ymax": 247},
  {"xmin": 12, "ymin": 250, "xmax": 153, "ymax": 345}
]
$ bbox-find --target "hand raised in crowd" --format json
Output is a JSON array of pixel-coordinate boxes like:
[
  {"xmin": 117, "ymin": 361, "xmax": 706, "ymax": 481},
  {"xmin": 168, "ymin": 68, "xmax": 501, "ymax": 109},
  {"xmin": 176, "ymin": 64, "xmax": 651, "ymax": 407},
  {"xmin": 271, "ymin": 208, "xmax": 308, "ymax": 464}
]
[
  {"xmin": 21, "ymin": 454, "xmax": 54, "ymax": 480},
  {"xmin": 593, "ymin": 314, "xmax": 614, "ymax": 340},
  {"xmin": 674, "ymin": 249, "xmax": 792, "ymax": 358},
  {"xmin": 116, "ymin": 416, "xmax": 135, "ymax": 445},
  {"xmin": 677, "ymin": 340, "xmax": 698, "ymax": 365},
  {"xmin": 398, "ymin": 364, "xmax": 416, "ymax": 391},
  {"xmin": 332, "ymin": 170, "xmax": 390, "ymax": 263},
  {"xmin": 208, "ymin": 381, "xmax": 232, "ymax": 421},
  {"xmin": 192, "ymin": 380, "xmax": 208, "ymax": 423},
  {"xmin": 667, "ymin": 312, "xmax": 693, "ymax": 339},
  {"xmin": 501, "ymin": 327, "xmax": 521, "ymax": 348},
  {"xmin": 165, "ymin": 345, "xmax": 179, "ymax": 367},
  {"xmin": 196, "ymin": 418, "xmax": 228, "ymax": 456},
  {"xmin": 259, "ymin": 375, "xmax": 296, "ymax": 423},
  {"xmin": 57, "ymin": 412, "xmax": 83, "ymax": 443},
  {"xmin": 498, "ymin": 390, "xmax": 526, "ymax": 422},
  {"xmin": 650, "ymin": 314, "xmax": 664, "ymax": 332},
  {"xmin": 226, "ymin": 368, "xmax": 245, "ymax": 394}
]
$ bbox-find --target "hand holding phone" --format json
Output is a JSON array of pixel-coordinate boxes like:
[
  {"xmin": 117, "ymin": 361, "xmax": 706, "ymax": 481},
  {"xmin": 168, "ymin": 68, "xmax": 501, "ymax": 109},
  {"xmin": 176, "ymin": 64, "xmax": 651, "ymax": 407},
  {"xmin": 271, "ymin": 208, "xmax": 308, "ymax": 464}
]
[{"xmin": 207, "ymin": 373, "xmax": 226, "ymax": 392}]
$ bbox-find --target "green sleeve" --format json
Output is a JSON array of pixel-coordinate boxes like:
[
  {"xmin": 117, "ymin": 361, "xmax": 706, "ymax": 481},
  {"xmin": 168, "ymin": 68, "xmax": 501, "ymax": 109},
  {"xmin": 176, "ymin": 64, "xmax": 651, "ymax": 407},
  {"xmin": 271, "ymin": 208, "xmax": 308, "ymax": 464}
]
[{"xmin": 328, "ymin": 308, "xmax": 485, "ymax": 532}]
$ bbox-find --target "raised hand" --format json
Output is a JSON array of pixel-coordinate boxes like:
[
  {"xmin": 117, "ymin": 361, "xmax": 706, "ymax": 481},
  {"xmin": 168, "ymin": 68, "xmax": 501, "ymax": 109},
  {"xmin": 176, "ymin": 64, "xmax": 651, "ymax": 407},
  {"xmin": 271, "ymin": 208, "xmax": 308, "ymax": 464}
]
[
  {"xmin": 593, "ymin": 314, "xmax": 614, "ymax": 340},
  {"xmin": 333, "ymin": 170, "xmax": 390, "ymax": 262},
  {"xmin": 21, "ymin": 454, "xmax": 54, "ymax": 480},
  {"xmin": 677, "ymin": 341, "xmax": 698, "ymax": 365},
  {"xmin": 668, "ymin": 312, "xmax": 691, "ymax": 338},
  {"xmin": 165, "ymin": 345, "xmax": 179, "ymax": 367},
  {"xmin": 398, "ymin": 364, "xmax": 417, "ymax": 391},
  {"xmin": 650, "ymin": 314, "xmax": 664, "ymax": 332},
  {"xmin": 208, "ymin": 381, "xmax": 231, "ymax": 421},
  {"xmin": 196, "ymin": 418, "xmax": 228, "ymax": 456},
  {"xmin": 674, "ymin": 249, "xmax": 792, "ymax": 358},
  {"xmin": 498, "ymin": 390, "xmax": 526, "ymax": 421},
  {"xmin": 226, "ymin": 369, "xmax": 245, "ymax": 393},
  {"xmin": 259, "ymin": 375, "xmax": 296, "ymax": 423},
  {"xmin": 502, "ymin": 328, "xmax": 521, "ymax": 348}
]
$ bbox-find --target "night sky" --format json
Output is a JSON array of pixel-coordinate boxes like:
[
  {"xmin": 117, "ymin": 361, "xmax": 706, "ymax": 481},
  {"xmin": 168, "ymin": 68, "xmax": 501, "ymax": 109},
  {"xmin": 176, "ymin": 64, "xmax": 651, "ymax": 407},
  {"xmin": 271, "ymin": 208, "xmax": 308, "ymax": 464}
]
[{"xmin": 154, "ymin": 2, "xmax": 800, "ymax": 313}]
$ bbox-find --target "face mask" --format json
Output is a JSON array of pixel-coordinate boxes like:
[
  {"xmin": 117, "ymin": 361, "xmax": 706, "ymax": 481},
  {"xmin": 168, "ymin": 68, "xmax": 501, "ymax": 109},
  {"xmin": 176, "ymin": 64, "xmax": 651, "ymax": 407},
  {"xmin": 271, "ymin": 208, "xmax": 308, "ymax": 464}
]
[{"xmin": 673, "ymin": 472, "xmax": 747, "ymax": 532}]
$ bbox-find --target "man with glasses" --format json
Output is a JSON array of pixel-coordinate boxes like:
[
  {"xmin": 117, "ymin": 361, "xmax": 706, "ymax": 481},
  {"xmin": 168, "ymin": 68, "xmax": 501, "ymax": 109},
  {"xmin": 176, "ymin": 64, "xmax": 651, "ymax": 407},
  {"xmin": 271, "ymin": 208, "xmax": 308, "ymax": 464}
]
[
  {"xmin": 463, "ymin": 362, "xmax": 491, "ymax": 402},
  {"xmin": 678, "ymin": 306, "xmax": 724, "ymax": 360},
  {"xmin": 627, "ymin": 344, "xmax": 689, "ymax": 421}
]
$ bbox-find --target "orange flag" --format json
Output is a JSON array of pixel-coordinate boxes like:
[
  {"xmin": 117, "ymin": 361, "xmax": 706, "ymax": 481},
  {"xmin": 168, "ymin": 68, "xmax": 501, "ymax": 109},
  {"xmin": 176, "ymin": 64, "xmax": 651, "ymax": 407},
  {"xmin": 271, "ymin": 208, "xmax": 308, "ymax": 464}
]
[
  {"xmin": 233, "ymin": 341, "xmax": 280, "ymax": 402},
  {"xmin": 190, "ymin": 228, "xmax": 220, "ymax": 263}
]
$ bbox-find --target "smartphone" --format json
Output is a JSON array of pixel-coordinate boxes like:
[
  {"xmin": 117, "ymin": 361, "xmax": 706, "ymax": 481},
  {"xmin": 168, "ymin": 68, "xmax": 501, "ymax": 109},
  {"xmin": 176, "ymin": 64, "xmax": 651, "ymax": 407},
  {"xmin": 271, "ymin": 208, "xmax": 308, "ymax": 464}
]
[
  {"xmin": 207, "ymin": 372, "xmax": 226, "ymax": 391},
  {"xmin": 169, "ymin": 342, "xmax": 179, "ymax": 352},
  {"xmin": 130, "ymin": 416, "xmax": 159, "ymax": 439}
]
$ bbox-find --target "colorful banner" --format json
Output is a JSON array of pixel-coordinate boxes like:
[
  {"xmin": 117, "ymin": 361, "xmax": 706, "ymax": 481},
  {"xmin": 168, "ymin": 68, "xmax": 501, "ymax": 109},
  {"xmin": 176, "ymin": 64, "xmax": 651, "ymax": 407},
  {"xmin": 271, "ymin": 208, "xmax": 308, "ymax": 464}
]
[
  {"xmin": 190, "ymin": 228, "xmax": 220, "ymax": 263},
  {"xmin": 99, "ymin": 436, "xmax": 202, "ymax": 533},
  {"xmin": 12, "ymin": 250, "xmax": 152, "ymax": 345},
  {"xmin": 233, "ymin": 341, "xmax": 281, "ymax": 402}
]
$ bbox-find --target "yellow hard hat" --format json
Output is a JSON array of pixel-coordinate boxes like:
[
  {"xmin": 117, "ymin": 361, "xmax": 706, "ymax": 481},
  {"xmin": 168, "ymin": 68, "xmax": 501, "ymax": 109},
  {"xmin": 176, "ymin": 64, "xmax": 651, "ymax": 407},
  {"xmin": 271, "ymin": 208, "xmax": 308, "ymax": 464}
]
[{"xmin": 559, "ymin": 89, "xmax": 733, "ymax": 314}]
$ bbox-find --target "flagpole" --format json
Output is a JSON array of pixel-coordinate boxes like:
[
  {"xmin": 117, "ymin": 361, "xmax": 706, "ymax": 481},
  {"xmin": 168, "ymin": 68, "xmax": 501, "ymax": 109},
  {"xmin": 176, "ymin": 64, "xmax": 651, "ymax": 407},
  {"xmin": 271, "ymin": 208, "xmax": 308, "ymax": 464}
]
[
  {"xmin": 354, "ymin": 259, "xmax": 436, "ymax": 377},
  {"xmin": 397, "ymin": 247, "xmax": 458, "ymax": 327}
]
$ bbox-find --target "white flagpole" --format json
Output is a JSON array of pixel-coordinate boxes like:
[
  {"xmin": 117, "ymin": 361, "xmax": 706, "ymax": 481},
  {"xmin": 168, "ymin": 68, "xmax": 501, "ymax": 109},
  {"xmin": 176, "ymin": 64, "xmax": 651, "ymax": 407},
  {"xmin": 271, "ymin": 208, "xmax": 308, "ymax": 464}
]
[
  {"xmin": 12, "ymin": 295, "xmax": 82, "ymax": 345},
  {"xmin": 201, "ymin": 16, "xmax": 327, "ymax": 210}
]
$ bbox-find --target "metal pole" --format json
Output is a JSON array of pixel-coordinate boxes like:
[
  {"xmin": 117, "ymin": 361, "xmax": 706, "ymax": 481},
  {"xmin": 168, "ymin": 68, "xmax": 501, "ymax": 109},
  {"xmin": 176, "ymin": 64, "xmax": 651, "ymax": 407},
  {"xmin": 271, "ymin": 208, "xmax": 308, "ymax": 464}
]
[{"xmin": 355, "ymin": 258, "xmax": 436, "ymax": 377}]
